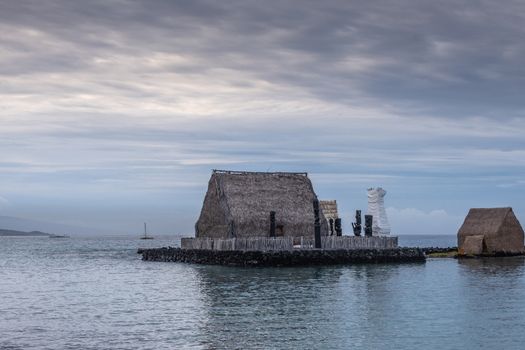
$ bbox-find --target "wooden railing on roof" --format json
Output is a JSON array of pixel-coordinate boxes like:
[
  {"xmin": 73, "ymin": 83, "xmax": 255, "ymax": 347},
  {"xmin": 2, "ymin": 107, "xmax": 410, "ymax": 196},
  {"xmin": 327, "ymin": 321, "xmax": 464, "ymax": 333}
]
[{"xmin": 212, "ymin": 169, "xmax": 308, "ymax": 176}]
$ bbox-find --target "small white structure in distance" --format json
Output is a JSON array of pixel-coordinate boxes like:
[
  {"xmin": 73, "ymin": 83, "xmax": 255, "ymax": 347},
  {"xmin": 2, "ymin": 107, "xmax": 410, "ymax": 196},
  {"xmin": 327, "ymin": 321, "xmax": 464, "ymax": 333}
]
[{"xmin": 367, "ymin": 187, "xmax": 391, "ymax": 235}]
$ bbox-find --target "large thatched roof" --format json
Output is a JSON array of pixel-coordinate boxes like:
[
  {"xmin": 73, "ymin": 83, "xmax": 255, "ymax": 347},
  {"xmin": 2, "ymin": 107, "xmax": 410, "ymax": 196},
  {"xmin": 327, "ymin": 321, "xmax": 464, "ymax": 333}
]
[
  {"xmin": 195, "ymin": 170, "xmax": 329, "ymax": 238},
  {"xmin": 457, "ymin": 207, "xmax": 524, "ymax": 254}
]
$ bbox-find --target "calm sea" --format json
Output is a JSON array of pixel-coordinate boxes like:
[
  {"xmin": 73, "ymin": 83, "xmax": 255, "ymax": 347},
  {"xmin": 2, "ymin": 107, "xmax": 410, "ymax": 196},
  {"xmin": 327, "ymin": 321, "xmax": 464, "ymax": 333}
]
[{"xmin": 2, "ymin": 235, "xmax": 525, "ymax": 349}]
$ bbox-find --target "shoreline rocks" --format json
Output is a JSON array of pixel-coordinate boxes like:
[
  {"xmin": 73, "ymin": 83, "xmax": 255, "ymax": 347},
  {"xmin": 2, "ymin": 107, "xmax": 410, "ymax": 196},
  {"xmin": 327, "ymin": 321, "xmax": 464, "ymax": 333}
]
[
  {"xmin": 419, "ymin": 247, "xmax": 457, "ymax": 255},
  {"xmin": 139, "ymin": 247, "xmax": 426, "ymax": 267},
  {"xmin": 417, "ymin": 246, "xmax": 525, "ymax": 258}
]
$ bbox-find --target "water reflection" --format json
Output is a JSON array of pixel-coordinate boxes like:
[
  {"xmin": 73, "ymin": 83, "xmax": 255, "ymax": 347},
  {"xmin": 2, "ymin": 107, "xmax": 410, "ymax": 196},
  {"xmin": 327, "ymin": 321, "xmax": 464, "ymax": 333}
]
[
  {"xmin": 191, "ymin": 263, "xmax": 417, "ymax": 349},
  {"xmin": 455, "ymin": 257, "xmax": 525, "ymax": 349},
  {"xmin": 193, "ymin": 266, "xmax": 345, "ymax": 349},
  {"xmin": 458, "ymin": 257, "xmax": 525, "ymax": 294},
  {"xmin": 458, "ymin": 256, "xmax": 525, "ymax": 275}
]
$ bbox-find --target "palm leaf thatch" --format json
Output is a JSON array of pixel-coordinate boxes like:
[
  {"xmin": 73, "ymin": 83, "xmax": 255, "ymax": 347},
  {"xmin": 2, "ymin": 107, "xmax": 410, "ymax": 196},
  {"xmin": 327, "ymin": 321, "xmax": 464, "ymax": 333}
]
[
  {"xmin": 195, "ymin": 170, "xmax": 329, "ymax": 239},
  {"xmin": 320, "ymin": 200, "xmax": 339, "ymax": 221},
  {"xmin": 457, "ymin": 207, "xmax": 524, "ymax": 255}
]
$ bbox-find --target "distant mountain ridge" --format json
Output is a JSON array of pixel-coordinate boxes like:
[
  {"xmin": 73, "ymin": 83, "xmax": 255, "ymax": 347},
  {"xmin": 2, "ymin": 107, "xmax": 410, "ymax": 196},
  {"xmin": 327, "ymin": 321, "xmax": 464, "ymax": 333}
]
[
  {"xmin": 0, "ymin": 215, "xmax": 108, "ymax": 236},
  {"xmin": 0, "ymin": 228, "xmax": 50, "ymax": 236}
]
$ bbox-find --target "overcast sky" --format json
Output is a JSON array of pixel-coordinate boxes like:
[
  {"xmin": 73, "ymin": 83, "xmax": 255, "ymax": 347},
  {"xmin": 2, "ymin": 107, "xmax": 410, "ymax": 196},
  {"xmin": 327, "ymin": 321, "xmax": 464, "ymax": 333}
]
[{"xmin": 1, "ymin": 0, "xmax": 524, "ymax": 235}]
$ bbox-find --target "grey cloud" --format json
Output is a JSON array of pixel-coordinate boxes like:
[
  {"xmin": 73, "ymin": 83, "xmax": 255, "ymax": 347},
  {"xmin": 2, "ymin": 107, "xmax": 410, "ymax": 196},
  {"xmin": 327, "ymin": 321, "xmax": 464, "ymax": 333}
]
[{"xmin": 3, "ymin": 0, "xmax": 525, "ymax": 118}]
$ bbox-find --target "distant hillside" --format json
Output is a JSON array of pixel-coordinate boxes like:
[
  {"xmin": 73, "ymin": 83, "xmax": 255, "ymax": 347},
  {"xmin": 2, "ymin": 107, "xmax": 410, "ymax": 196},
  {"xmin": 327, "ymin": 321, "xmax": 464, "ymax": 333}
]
[
  {"xmin": 0, "ymin": 228, "xmax": 50, "ymax": 237},
  {"xmin": 0, "ymin": 215, "xmax": 108, "ymax": 236}
]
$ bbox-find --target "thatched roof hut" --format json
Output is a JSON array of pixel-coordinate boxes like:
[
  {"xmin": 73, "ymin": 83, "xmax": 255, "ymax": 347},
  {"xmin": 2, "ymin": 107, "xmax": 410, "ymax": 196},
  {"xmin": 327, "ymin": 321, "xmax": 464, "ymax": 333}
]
[
  {"xmin": 320, "ymin": 200, "xmax": 338, "ymax": 221},
  {"xmin": 457, "ymin": 207, "xmax": 524, "ymax": 255},
  {"xmin": 320, "ymin": 200, "xmax": 339, "ymax": 233},
  {"xmin": 195, "ymin": 170, "xmax": 329, "ymax": 239}
]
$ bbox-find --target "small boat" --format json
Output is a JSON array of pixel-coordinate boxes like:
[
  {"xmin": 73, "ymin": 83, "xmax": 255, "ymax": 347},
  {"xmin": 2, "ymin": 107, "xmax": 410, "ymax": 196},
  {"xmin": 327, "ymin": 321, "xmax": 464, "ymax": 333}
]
[
  {"xmin": 140, "ymin": 222, "xmax": 154, "ymax": 240},
  {"xmin": 49, "ymin": 234, "xmax": 70, "ymax": 238}
]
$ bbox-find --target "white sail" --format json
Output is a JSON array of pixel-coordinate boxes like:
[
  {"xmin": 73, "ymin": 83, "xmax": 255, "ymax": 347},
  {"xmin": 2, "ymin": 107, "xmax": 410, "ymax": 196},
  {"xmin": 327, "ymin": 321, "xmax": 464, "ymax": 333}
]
[{"xmin": 367, "ymin": 187, "xmax": 391, "ymax": 235}]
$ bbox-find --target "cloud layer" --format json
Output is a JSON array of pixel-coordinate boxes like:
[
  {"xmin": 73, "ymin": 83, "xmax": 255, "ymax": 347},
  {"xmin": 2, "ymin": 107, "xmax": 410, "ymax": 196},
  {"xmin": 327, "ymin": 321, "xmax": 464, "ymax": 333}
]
[{"xmin": 1, "ymin": 0, "xmax": 524, "ymax": 233}]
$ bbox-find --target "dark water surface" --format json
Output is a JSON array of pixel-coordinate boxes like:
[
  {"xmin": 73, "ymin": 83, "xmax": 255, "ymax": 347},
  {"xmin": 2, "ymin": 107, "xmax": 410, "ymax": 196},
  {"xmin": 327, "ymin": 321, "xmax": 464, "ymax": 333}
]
[{"xmin": 1, "ymin": 235, "xmax": 525, "ymax": 349}]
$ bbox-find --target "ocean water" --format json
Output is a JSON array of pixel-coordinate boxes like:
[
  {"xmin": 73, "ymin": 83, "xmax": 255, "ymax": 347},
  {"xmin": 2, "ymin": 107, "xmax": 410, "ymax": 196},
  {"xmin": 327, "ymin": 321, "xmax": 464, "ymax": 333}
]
[
  {"xmin": 398, "ymin": 234, "xmax": 457, "ymax": 248},
  {"xmin": 2, "ymin": 235, "xmax": 525, "ymax": 350}
]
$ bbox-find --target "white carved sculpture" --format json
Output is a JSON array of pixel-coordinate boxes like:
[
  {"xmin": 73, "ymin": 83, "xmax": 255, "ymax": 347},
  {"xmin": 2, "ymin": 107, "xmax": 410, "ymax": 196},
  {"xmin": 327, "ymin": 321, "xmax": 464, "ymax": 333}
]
[{"xmin": 367, "ymin": 187, "xmax": 391, "ymax": 235}]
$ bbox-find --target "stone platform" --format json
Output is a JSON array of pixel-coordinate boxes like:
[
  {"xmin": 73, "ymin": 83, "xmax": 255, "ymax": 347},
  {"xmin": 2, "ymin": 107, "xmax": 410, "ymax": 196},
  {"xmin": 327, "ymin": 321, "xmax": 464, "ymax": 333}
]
[{"xmin": 138, "ymin": 247, "xmax": 425, "ymax": 267}]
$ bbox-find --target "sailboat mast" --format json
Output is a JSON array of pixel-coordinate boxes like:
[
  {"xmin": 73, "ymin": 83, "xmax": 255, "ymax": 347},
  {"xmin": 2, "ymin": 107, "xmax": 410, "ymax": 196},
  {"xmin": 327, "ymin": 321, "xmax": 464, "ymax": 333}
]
[{"xmin": 144, "ymin": 222, "xmax": 147, "ymax": 238}]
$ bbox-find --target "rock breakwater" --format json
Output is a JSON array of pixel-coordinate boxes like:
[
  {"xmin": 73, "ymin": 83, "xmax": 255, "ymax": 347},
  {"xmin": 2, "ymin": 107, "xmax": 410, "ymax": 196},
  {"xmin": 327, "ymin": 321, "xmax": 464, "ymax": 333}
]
[
  {"xmin": 420, "ymin": 247, "xmax": 457, "ymax": 255},
  {"xmin": 139, "ymin": 247, "xmax": 426, "ymax": 267}
]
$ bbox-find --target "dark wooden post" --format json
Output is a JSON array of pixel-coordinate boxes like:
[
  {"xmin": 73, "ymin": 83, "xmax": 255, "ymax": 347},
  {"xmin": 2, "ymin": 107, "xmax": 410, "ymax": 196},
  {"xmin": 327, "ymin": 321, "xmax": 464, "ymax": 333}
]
[
  {"xmin": 335, "ymin": 218, "xmax": 342, "ymax": 236},
  {"xmin": 365, "ymin": 215, "xmax": 373, "ymax": 237},
  {"xmin": 229, "ymin": 221, "xmax": 236, "ymax": 238},
  {"xmin": 269, "ymin": 211, "xmax": 276, "ymax": 238},
  {"xmin": 329, "ymin": 218, "xmax": 334, "ymax": 236},
  {"xmin": 352, "ymin": 210, "xmax": 362, "ymax": 236},
  {"xmin": 313, "ymin": 199, "xmax": 321, "ymax": 248}
]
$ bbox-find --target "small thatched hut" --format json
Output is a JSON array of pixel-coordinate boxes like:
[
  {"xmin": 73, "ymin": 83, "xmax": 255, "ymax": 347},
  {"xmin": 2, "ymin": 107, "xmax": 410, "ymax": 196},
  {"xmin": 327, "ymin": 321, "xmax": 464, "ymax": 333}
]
[
  {"xmin": 320, "ymin": 200, "xmax": 338, "ymax": 221},
  {"xmin": 457, "ymin": 207, "xmax": 524, "ymax": 255},
  {"xmin": 195, "ymin": 170, "xmax": 329, "ymax": 239},
  {"xmin": 320, "ymin": 200, "xmax": 339, "ymax": 228}
]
